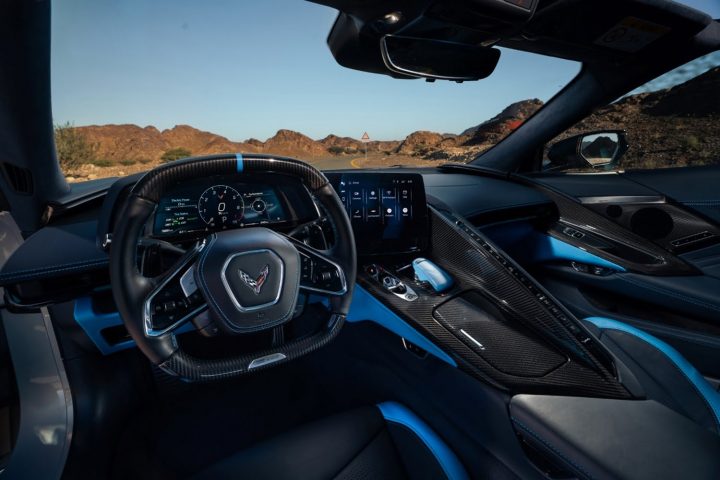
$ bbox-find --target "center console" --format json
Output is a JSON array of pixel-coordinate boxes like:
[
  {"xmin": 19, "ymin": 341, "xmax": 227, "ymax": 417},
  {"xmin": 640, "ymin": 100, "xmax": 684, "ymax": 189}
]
[{"xmin": 328, "ymin": 171, "xmax": 630, "ymax": 398}]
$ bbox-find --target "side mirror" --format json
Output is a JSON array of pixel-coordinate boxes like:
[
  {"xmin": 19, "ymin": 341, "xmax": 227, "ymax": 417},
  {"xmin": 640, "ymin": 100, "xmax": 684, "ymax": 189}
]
[
  {"xmin": 380, "ymin": 35, "xmax": 500, "ymax": 82},
  {"xmin": 544, "ymin": 130, "xmax": 629, "ymax": 172}
]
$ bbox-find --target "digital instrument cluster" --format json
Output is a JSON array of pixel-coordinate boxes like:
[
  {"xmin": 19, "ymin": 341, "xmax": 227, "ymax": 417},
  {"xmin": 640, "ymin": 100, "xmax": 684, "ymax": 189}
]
[{"xmin": 153, "ymin": 180, "xmax": 287, "ymax": 236}]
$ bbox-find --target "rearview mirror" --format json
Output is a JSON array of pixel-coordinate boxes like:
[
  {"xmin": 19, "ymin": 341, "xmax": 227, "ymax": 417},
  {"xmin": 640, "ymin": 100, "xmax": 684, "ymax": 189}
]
[
  {"xmin": 544, "ymin": 130, "xmax": 629, "ymax": 172},
  {"xmin": 380, "ymin": 35, "xmax": 500, "ymax": 82}
]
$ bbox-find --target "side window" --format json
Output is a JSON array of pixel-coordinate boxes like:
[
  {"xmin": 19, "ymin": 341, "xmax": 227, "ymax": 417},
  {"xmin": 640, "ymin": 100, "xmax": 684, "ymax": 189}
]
[{"xmin": 542, "ymin": 51, "xmax": 720, "ymax": 173}]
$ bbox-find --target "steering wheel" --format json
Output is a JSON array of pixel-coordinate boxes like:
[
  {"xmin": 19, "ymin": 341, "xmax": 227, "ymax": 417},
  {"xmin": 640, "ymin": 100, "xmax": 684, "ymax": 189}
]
[{"xmin": 110, "ymin": 154, "xmax": 356, "ymax": 381}]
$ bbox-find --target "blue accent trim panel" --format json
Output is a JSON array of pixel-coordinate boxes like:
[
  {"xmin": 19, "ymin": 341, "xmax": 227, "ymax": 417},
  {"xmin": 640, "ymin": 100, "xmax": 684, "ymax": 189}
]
[
  {"xmin": 74, "ymin": 296, "xmax": 134, "ymax": 355},
  {"xmin": 537, "ymin": 236, "xmax": 625, "ymax": 271},
  {"xmin": 74, "ymin": 296, "xmax": 195, "ymax": 355},
  {"xmin": 377, "ymin": 402, "xmax": 469, "ymax": 480},
  {"xmin": 235, "ymin": 153, "xmax": 244, "ymax": 173},
  {"xmin": 585, "ymin": 316, "xmax": 720, "ymax": 430},
  {"xmin": 347, "ymin": 285, "xmax": 457, "ymax": 366}
]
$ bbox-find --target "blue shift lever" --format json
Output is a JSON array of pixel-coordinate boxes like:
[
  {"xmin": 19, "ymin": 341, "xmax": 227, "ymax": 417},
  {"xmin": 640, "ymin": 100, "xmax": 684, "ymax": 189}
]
[{"xmin": 412, "ymin": 258, "xmax": 453, "ymax": 293}]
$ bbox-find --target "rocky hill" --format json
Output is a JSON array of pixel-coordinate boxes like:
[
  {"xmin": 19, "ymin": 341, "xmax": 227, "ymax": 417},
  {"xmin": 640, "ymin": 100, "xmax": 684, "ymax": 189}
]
[
  {"xmin": 391, "ymin": 98, "xmax": 545, "ymax": 162},
  {"xmin": 79, "ymin": 124, "xmax": 259, "ymax": 164},
  {"xmin": 262, "ymin": 129, "xmax": 328, "ymax": 158},
  {"xmin": 554, "ymin": 66, "xmax": 720, "ymax": 169},
  {"xmin": 66, "ymin": 95, "xmax": 546, "ymax": 170},
  {"xmin": 463, "ymin": 99, "xmax": 544, "ymax": 145}
]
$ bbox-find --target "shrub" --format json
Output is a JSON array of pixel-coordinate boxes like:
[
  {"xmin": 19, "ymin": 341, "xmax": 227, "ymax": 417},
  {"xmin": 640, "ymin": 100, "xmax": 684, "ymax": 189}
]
[
  {"xmin": 118, "ymin": 159, "xmax": 137, "ymax": 166},
  {"xmin": 425, "ymin": 150, "xmax": 450, "ymax": 160},
  {"xmin": 161, "ymin": 148, "xmax": 191, "ymax": 163},
  {"xmin": 138, "ymin": 158, "xmax": 153, "ymax": 165},
  {"xmin": 54, "ymin": 122, "xmax": 99, "ymax": 170},
  {"xmin": 90, "ymin": 159, "xmax": 113, "ymax": 167},
  {"xmin": 682, "ymin": 135, "xmax": 701, "ymax": 151}
]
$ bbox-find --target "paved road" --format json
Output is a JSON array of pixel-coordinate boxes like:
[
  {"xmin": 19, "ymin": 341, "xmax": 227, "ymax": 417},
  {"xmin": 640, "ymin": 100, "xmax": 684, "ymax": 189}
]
[{"xmin": 309, "ymin": 156, "xmax": 362, "ymax": 170}]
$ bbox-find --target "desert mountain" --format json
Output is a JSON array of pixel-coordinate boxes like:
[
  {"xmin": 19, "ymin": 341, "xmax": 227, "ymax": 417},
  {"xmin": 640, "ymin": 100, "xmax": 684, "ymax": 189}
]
[
  {"xmin": 645, "ymin": 65, "xmax": 720, "ymax": 117},
  {"xmin": 319, "ymin": 134, "xmax": 362, "ymax": 150},
  {"xmin": 391, "ymin": 99, "xmax": 544, "ymax": 161},
  {"xmin": 65, "ymin": 66, "xmax": 719, "ymax": 175},
  {"xmin": 262, "ymin": 129, "xmax": 328, "ymax": 158},
  {"xmin": 462, "ymin": 98, "xmax": 544, "ymax": 145},
  {"xmin": 79, "ymin": 124, "xmax": 258, "ymax": 163},
  {"xmin": 70, "ymin": 95, "xmax": 547, "ymax": 167},
  {"xmin": 395, "ymin": 131, "xmax": 446, "ymax": 155}
]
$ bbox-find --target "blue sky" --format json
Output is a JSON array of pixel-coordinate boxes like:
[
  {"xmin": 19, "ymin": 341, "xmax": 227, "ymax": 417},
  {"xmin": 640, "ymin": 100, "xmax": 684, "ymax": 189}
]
[{"xmin": 51, "ymin": 0, "xmax": 719, "ymax": 142}]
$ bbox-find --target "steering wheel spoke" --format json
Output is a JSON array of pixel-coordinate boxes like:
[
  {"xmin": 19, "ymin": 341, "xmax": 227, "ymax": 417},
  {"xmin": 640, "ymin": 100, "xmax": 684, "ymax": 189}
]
[
  {"xmin": 285, "ymin": 236, "xmax": 347, "ymax": 297},
  {"xmin": 143, "ymin": 241, "xmax": 208, "ymax": 337}
]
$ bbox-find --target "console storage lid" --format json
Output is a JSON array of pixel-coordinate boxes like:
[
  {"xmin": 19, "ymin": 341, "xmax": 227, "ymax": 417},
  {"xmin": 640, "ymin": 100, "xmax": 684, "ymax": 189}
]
[{"xmin": 510, "ymin": 394, "xmax": 720, "ymax": 480}]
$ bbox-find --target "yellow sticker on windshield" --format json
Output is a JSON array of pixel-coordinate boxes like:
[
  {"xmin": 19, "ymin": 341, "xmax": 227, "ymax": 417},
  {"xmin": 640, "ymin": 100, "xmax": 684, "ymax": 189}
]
[{"xmin": 594, "ymin": 17, "xmax": 670, "ymax": 53}]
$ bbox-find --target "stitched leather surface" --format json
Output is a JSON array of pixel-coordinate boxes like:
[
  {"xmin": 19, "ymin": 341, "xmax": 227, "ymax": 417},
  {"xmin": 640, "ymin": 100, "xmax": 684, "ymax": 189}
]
[
  {"xmin": 191, "ymin": 405, "xmax": 454, "ymax": 480},
  {"xmin": 510, "ymin": 394, "xmax": 720, "ymax": 480},
  {"xmin": 0, "ymin": 220, "xmax": 108, "ymax": 285}
]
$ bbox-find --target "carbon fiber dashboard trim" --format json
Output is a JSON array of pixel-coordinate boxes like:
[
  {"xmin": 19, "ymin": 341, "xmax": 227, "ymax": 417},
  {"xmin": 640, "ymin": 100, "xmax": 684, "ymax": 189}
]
[
  {"xmin": 359, "ymin": 206, "xmax": 631, "ymax": 398},
  {"xmin": 131, "ymin": 154, "xmax": 330, "ymax": 202},
  {"xmin": 541, "ymin": 189, "xmax": 699, "ymax": 275},
  {"xmin": 581, "ymin": 198, "xmax": 720, "ymax": 254}
]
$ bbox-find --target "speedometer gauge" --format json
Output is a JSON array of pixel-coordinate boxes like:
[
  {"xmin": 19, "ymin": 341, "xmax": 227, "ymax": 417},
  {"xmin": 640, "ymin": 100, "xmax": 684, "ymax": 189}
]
[{"xmin": 198, "ymin": 185, "xmax": 244, "ymax": 228}]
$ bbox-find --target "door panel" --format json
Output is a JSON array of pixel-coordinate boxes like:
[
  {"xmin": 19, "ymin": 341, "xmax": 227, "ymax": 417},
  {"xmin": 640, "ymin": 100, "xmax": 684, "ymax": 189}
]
[
  {"xmin": 517, "ymin": 167, "xmax": 720, "ymax": 379},
  {"xmin": 624, "ymin": 166, "xmax": 720, "ymax": 224}
]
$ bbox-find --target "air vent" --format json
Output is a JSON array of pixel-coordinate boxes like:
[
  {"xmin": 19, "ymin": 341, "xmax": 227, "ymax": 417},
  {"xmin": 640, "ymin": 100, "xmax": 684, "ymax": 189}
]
[{"xmin": 1, "ymin": 162, "xmax": 33, "ymax": 195}]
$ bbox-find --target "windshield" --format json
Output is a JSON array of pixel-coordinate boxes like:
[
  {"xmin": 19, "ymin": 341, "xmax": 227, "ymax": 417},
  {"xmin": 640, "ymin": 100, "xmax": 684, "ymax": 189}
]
[{"xmin": 51, "ymin": 0, "xmax": 578, "ymax": 182}]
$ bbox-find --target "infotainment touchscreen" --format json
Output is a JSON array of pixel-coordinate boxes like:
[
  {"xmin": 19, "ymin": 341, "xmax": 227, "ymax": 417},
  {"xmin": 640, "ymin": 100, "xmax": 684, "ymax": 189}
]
[{"xmin": 327, "ymin": 172, "xmax": 428, "ymax": 254}]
